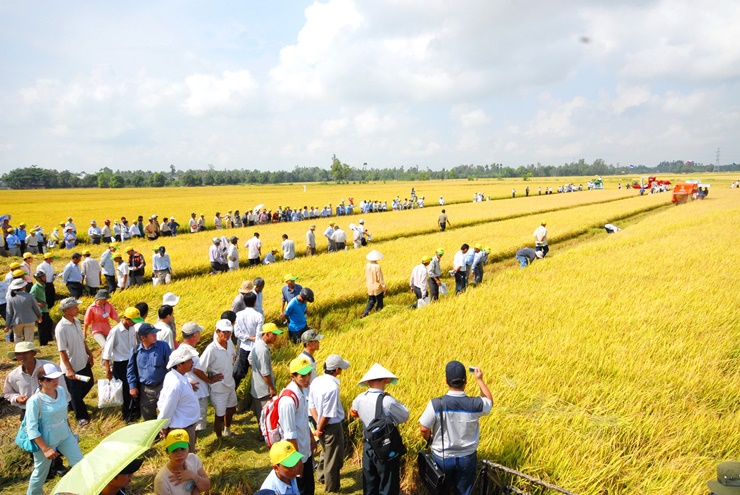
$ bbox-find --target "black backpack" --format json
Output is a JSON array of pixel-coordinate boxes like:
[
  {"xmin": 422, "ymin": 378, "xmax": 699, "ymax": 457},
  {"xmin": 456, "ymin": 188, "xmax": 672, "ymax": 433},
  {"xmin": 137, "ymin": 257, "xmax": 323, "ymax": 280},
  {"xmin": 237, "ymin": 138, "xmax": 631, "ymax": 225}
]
[{"xmin": 364, "ymin": 393, "xmax": 407, "ymax": 462}]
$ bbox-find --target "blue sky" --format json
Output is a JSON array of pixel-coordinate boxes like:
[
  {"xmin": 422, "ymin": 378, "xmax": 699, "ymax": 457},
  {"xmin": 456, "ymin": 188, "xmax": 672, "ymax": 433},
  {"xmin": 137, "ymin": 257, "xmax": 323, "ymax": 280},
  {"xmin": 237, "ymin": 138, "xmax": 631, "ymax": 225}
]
[{"xmin": 1, "ymin": 0, "xmax": 738, "ymax": 174}]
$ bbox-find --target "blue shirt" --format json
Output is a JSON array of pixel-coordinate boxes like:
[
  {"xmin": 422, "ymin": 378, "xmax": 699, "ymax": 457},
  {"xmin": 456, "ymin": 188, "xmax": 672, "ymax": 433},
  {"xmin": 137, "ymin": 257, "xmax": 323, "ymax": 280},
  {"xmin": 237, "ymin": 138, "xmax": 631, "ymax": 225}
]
[
  {"xmin": 471, "ymin": 251, "xmax": 486, "ymax": 271},
  {"xmin": 127, "ymin": 340, "xmax": 172, "ymax": 389},
  {"xmin": 6, "ymin": 233, "xmax": 20, "ymax": 249},
  {"xmin": 100, "ymin": 249, "xmax": 115, "ymax": 276},
  {"xmin": 282, "ymin": 284, "xmax": 303, "ymax": 304},
  {"xmin": 15, "ymin": 228, "xmax": 27, "ymax": 241},
  {"xmin": 285, "ymin": 297, "xmax": 307, "ymax": 333},
  {"xmin": 152, "ymin": 253, "xmax": 171, "ymax": 271},
  {"xmin": 62, "ymin": 261, "xmax": 83, "ymax": 283},
  {"xmin": 464, "ymin": 251, "xmax": 475, "ymax": 267}
]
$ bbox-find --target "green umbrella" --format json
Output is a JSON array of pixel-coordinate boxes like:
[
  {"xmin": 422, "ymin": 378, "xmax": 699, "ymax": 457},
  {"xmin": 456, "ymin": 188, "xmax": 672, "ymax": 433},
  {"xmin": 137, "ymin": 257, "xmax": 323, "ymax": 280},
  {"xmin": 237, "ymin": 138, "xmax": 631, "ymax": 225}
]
[{"xmin": 53, "ymin": 419, "xmax": 168, "ymax": 495}]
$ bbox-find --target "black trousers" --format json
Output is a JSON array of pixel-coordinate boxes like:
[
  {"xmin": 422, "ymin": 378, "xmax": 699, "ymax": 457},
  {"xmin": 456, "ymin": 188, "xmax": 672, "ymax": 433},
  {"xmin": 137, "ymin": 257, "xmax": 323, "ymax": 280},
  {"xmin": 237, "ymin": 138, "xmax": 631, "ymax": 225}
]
[
  {"xmin": 66, "ymin": 281, "xmax": 84, "ymax": 299},
  {"xmin": 112, "ymin": 360, "xmax": 139, "ymax": 422},
  {"xmin": 38, "ymin": 313, "xmax": 54, "ymax": 346},
  {"xmin": 362, "ymin": 441, "xmax": 400, "ymax": 495},
  {"xmin": 473, "ymin": 264, "xmax": 484, "ymax": 285},
  {"xmin": 233, "ymin": 348, "xmax": 251, "ymax": 389},
  {"xmin": 428, "ymin": 279, "xmax": 440, "ymax": 301},
  {"xmin": 104, "ymin": 274, "xmax": 117, "ymax": 294},
  {"xmin": 64, "ymin": 364, "xmax": 93, "ymax": 421},
  {"xmin": 296, "ymin": 456, "xmax": 316, "ymax": 495},
  {"xmin": 45, "ymin": 282, "xmax": 56, "ymax": 310},
  {"xmin": 362, "ymin": 294, "xmax": 384, "ymax": 316},
  {"xmin": 455, "ymin": 271, "xmax": 467, "ymax": 294}
]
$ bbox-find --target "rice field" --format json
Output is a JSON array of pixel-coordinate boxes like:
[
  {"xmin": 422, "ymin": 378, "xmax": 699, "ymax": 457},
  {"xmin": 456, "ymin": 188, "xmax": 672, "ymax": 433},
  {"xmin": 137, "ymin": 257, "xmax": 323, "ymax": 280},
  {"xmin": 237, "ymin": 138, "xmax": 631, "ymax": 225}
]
[{"xmin": 1, "ymin": 176, "xmax": 737, "ymax": 494}]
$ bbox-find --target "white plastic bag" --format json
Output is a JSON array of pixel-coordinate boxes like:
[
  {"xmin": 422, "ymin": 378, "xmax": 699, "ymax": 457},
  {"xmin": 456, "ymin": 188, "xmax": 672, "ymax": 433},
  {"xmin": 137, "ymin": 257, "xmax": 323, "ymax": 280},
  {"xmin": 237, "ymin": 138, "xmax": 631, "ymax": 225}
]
[
  {"xmin": 98, "ymin": 378, "xmax": 123, "ymax": 408},
  {"xmin": 439, "ymin": 283, "xmax": 448, "ymax": 296},
  {"xmin": 417, "ymin": 297, "xmax": 431, "ymax": 308}
]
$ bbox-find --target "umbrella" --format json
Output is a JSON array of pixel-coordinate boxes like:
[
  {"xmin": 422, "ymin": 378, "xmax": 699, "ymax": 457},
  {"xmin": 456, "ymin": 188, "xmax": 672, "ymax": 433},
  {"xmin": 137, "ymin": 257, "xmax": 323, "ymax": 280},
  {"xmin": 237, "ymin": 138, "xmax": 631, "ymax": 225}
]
[
  {"xmin": 253, "ymin": 203, "xmax": 264, "ymax": 212},
  {"xmin": 53, "ymin": 419, "xmax": 167, "ymax": 495}
]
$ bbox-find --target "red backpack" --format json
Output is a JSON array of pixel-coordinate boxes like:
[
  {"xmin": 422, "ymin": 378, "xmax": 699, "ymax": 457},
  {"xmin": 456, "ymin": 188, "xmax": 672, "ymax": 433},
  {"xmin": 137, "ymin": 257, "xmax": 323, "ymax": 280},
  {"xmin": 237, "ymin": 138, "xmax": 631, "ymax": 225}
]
[{"xmin": 259, "ymin": 388, "xmax": 299, "ymax": 447}]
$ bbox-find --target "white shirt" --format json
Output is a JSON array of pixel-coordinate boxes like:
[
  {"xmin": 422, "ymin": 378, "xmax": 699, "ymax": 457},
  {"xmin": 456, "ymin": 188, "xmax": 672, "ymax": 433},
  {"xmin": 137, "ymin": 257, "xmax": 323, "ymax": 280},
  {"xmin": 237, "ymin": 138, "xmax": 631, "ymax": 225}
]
[
  {"xmin": 180, "ymin": 343, "xmax": 209, "ymax": 399},
  {"xmin": 278, "ymin": 381, "xmax": 311, "ymax": 460},
  {"xmin": 157, "ymin": 369, "xmax": 201, "ymax": 429},
  {"xmin": 260, "ymin": 470, "xmax": 299, "ymax": 494},
  {"xmin": 308, "ymin": 374, "xmax": 344, "ymax": 424},
  {"xmin": 116, "ymin": 261, "xmax": 130, "ymax": 288},
  {"xmin": 323, "ymin": 226, "xmax": 334, "ymax": 240},
  {"xmin": 331, "ymin": 229, "xmax": 347, "ymax": 243},
  {"xmin": 282, "ymin": 239, "xmax": 296, "ymax": 260},
  {"xmin": 453, "ymin": 251, "xmax": 466, "ymax": 272},
  {"xmin": 38, "ymin": 260, "xmax": 55, "ymax": 282},
  {"xmin": 56, "ymin": 317, "xmax": 87, "ymax": 373},
  {"xmin": 102, "ymin": 322, "xmax": 138, "ymax": 362},
  {"xmin": 80, "ymin": 257, "xmax": 102, "ymax": 287},
  {"xmin": 410, "ymin": 263, "xmax": 429, "ymax": 291},
  {"xmin": 233, "ymin": 307, "xmax": 264, "ymax": 352},
  {"xmin": 198, "ymin": 339, "xmax": 236, "ymax": 393},
  {"xmin": 245, "ymin": 237, "xmax": 262, "ymax": 259},
  {"xmin": 533, "ymin": 225, "xmax": 548, "ymax": 246},
  {"xmin": 418, "ymin": 391, "xmax": 492, "ymax": 458},
  {"xmin": 306, "ymin": 230, "xmax": 315, "ymax": 247},
  {"xmin": 155, "ymin": 321, "xmax": 176, "ymax": 350},
  {"xmin": 227, "ymin": 244, "xmax": 239, "ymax": 269},
  {"xmin": 189, "ymin": 217, "xmax": 198, "ymax": 232},
  {"xmin": 351, "ymin": 388, "xmax": 409, "ymax": 428},
  {"xmin": 209, "ymin": 244, "xmax": 225, "ymax": 264}
]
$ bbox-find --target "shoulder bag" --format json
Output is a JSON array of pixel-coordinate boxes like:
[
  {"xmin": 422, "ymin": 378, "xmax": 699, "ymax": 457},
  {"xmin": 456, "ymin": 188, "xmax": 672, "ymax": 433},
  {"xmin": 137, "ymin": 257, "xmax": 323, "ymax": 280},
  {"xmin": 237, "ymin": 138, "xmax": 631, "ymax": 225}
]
[
  {"xmin": 418, "ymin": 396, "xmax": 446, "ymax": 494},
  {"xmin": 16, "ymin": 397, "xmax": 42, "ymax": 453},
  {"xmin": 364, "ymin": 392, "xmax": 407, "ymax": 462}
]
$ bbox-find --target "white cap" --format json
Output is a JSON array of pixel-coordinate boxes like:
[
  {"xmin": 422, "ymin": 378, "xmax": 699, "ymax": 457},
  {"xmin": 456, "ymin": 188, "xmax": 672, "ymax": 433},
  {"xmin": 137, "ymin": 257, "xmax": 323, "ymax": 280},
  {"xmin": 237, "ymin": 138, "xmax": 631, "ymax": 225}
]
[
  {"xmin": 162, "ymin": 292, "xmax": 180, "ymax": 306},
  {"xmin": 216, "ymin": 319, "xmax": 233, "ymax": 332},
  {"xmin": 41, "ymin": 363, "xmax": 64, "ymax": 380},
  {"xmin": 166, "ymin": 346, "xmax": 197, "ymax": 369}
]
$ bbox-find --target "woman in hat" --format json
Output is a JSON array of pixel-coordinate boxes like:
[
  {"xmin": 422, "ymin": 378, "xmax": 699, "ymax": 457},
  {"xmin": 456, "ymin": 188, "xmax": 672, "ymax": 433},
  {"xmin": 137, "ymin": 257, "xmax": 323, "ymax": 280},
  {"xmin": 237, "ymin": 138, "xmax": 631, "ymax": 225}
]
[
  {"xmin": 154, "ymin": 429, "xmax": 210, "ymax": 495},
  {"xmin": 5, "ymin": 277, "xmax": 43, "ymax": 343},
  {"xmin": 83, "ymin": 290, "xmax": 120, "ymax": 349},
  {"xmin": 25, "ymin": 363, "xmax": 83, "ymax": 495}
]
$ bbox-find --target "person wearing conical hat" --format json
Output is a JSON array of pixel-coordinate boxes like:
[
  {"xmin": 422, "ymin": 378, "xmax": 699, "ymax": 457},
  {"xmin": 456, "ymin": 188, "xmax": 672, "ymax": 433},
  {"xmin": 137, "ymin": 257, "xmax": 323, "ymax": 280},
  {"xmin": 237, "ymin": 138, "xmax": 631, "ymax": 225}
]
[
  {"xmin": 350, "ymin": 363, "xmax": 409, "ymax": 495},
  {"xmin": 360, "ymin": 250, "xmax": 386, "ymax": 319}
]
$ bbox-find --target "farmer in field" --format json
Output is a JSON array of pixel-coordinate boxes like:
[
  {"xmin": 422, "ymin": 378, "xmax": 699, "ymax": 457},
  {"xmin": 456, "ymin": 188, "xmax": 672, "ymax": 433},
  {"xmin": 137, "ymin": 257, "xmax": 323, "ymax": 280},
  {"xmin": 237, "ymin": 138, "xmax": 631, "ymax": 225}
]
[
  {"xmin": 189, "ymin": 212, "xmax": 198, "ymax": 233},
  {"xmin": 249, "ymin": 323, "xmax": 283, "ymax": 434},
  {"xmin": 351, "ymin": 363, "xmax": 410, "ymax": 495},
  {"xmin": 114, "ymin": 253, "xmax": 129, "ymax": 289},
  {"xmin": 409, "ymin": 256, "xmax": 430, "ymax": 307},
  {"xmin": 427, "ymin": 248, "xmax": 444, "ymax": 301},
  {"xmin": 62, "ymin": 252, "xmax": 84, "ymax": 298},
  {"xmin": 515, "ymin": 247, "xmax": 543, "ymax": 268},
  {"xmin": 232, "ymin": 280, "xmax": 254, "ymax": 313},
  {"xmin": 80, "ymin": 249, "xmax": 102, "ymax": 296},
  {"xmin": 285, "ymin": 288, "xmax": 314, "ymax": 343},
  {"xmin": 419, "ymin": 361, "xmax": 492, "ymax": 495},
  {"xmin": 308, "ymin": 354, "xmax": 351, "ymax": 493},
  {"xmin": 157, "ymin": 346, "xmax": 201, "ymax": 452},
  {"xmin": 438, "ymin": 209, "xmax": 450, "ymax": 231},
  {"xmin": 152, "ymin": 245, "xmax": 172, "ymax": 284},
  {"xmin": 56, "ymin": 297, "xmax": 94, "ymax": 426},
  {"xmin": 233, "ymin": 291, "xmax": 264, "ymax": 389},
  {"xmin": 127, "ymin": 246, "xmax": 146, "ymax": 286},
  {"xmin": 330, "ymin": 225, "xmax": 347, "ymax": 250},
  {"xmin": 102, "ymin": 307, "xmax": 142, "ymax": 423},
  {"xmin": 281, "ymin": 274, "xmax": 303, "ymax": 317},
  {"xmin": 245, "ymin": 232, "xmax": 262, "ymax": 265},
  {"xmin": 100, "ymin": 244, "xmax": 118, "ymax": 294},
  {"xmin": 127, "ymin": 322, "xmax": 171, "ymax": 421},
  {"xmin": 360, "ymin": 250, "xmax": 387, "ymax": 318},
  {"xmin": 470, "ymin": 244, "xmax": 486, "ymax": 285},
  {"xmin": 306, "ymin": 225, "xmax": 316, "ymax": 256},
  {"xmin": 533, "ymin": 221, "xmax": 549, "ymax": 257},
  {"xmin": 282, "ymin": 234, "xmax": 296, "ymax": 261},
  {"xmin": 324, "ymin": 222, "xmax": 336, "ymax": 252},
  {"xmin": 452, "ymin": 244, "xmax": 469, "ymax": 294},
  {"xmin": 209, "ymin": 237, "xmax": 228, "ymax": 274},
  {"xmin": 227, "ymin": 235, "xmax": 240, "ymax": 271}
]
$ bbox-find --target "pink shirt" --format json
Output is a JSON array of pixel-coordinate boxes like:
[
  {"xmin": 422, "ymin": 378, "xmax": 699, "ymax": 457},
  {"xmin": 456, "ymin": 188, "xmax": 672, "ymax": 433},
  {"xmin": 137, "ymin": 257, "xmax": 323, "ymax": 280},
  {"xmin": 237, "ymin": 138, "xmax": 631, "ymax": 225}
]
[{"xmin": 83, "ymin": 302, "xmax": 119, "ymax": 337}]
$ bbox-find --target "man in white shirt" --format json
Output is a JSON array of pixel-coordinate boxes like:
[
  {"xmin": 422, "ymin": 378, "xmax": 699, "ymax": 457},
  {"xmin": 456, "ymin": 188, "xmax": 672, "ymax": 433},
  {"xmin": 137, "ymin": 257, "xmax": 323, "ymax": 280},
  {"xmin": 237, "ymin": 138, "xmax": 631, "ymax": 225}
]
[
  {"xmin": 452, "ymin": 244, "xmax": 469, "ymax": 294},
  {"xmin": 323, "ymin": 223, "xmax": 335, "ymax": 253},
  {"xmin": 308, "ymin": 354, "xmax": 350, "ymax": 493},
  {"xmin": 353, "ymin": 220, "xmax": 366, "ymax": 249},
  {"xmin": 155, "ymin": 305, "xmax": 176, "ymax": 350},
  {"xmin": 178, "ymin": 322, "xmax": 210, "ymax": 432},
  {"xmin": 330, "ymin": 227, "xmax": 347, "ymax": 251},
  {"xmin": 409, "ymin": 256, "xmax": 431, "ymax": 305},
  {"xmin": 188, "ymin": 213, "xmax": 198, "ymax": 233},
  {"xmin": 233, "ymin": 292, "xmax": 264, "ymax": 389},
  {"xmin": 103, "ymin": 307, "xmax": 142, "ymax": 423},
  {"xmin": 199, "ymin": 319, "xmax": 237, "ymax": 438},
  {"xmin": 99, "ymin": 244, "xmax": 117, "ymax": 294},
  {"xmin": 281, "ymin": 234, "xmax": 296, "ymax": 261},
  {"xmin": 227, "ymin": 236, "xmax": 240, "ymax": 271},
  {"xmin": 80, "ymin": 250, "xmax": 102, "ymax": 296},
  {"xmin": 533, "ymin": 221, "xmax": 549, "ymax": 257},
  {"xmin": 245, "ymin": 232, "xmax": 262, "ymax": 266},
  {"xmin": 209, "ymin": 238, "xmax": 228, "ymax": 274},
  {"xmin": 56, "ymin": 297, "xmax": 94, "ymax": 425},
  {"xmin": 158, "ymin": 346, "xmax": 201, "ymax": 452},
  {"xmin": 278, "ymin": 357, "xmax": 316, "ymax": 494},
  {"xmin": 306, "ymin": 225, "xmax": 316, "ymax": 256}
]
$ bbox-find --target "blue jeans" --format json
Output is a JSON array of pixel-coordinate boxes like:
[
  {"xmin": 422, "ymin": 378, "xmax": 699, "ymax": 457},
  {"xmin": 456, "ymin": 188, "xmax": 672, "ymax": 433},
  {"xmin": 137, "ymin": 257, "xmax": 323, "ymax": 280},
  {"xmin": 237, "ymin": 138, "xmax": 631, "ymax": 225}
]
[
  {"xmin": 516, "ymin": 255, "xmax": 530, "ymax": 268},
  {"xmin": 27, "ymin": 433, "xmax": 83, "ymax": 495},
  {"xmin": 535, "ymin": 245, "xmax": 549, "ymax": 258},
  {"xmin": 433, "ymin": 452, "xmax": 477, "ymax": 495}
]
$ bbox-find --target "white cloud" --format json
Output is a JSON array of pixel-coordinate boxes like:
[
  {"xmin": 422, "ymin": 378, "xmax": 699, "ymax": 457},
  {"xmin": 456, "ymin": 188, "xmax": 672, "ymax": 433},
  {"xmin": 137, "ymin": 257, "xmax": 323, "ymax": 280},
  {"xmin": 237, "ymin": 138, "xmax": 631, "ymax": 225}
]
[{"xmin": 184, "ymin": 70, "xmax": 259, "ymax": 117}]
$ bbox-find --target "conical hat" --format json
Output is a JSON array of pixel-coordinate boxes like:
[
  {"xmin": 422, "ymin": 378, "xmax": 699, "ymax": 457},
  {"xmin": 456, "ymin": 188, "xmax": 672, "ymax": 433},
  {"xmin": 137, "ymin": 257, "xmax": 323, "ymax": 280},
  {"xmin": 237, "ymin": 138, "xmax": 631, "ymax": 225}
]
[
  {"xmin": 358, "ymin": 363, "xmax": 398, "ymax": 386},
  {"xmin": 365, "ymin": 250, "xmax": 384, "ymax": 261}
]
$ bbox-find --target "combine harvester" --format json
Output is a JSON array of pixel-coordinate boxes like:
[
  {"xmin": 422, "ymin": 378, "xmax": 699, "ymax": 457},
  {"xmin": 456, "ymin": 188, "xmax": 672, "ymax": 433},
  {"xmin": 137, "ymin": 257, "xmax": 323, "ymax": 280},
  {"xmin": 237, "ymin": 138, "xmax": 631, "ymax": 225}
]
[
  {"xmin": 672, "ymin": 180, "xmax": 710, "ymax": 204},
  {"xmin": 630, "ymin": 175, "xmax": 671, "ymax": 190}
]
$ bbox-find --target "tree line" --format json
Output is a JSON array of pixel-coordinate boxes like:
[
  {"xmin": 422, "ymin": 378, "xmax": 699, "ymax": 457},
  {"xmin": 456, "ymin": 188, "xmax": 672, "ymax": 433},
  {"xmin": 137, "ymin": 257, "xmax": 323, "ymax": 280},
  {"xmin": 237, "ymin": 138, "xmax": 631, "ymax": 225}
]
[{"xmin": 1, "ymin": 158, "xmax": 736, "ymax": 190}]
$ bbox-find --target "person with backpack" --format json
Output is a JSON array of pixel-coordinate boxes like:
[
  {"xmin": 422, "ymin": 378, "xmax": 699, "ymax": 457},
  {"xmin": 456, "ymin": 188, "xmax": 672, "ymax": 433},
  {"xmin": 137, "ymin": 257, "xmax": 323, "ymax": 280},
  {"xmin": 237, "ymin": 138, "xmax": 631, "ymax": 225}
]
[
  {"xmin": 250, "ymin": 323, "xmax": 283, "ymax": 435},
  {"xmin": 126, "ymin": 247, "xmax": 146, "ymax": 286},
  {"xmin": 350, "ymin": 363, "xmax": 410, "ymax": 495},
  {"xmin": 418, "ymin": 361, "xmax": 493, "ymax": 495},
  {"xmin": 277, "ymin": 356, "xmax": 316, "ymax": 495}
]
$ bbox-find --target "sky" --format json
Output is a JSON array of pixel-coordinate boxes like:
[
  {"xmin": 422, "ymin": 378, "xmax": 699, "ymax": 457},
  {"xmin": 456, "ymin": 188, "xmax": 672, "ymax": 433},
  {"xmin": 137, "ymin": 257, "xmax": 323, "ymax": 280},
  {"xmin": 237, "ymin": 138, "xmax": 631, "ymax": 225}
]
[{"xmin": 1, "ymin": 0, "xmax": 738, "ymax": 174}]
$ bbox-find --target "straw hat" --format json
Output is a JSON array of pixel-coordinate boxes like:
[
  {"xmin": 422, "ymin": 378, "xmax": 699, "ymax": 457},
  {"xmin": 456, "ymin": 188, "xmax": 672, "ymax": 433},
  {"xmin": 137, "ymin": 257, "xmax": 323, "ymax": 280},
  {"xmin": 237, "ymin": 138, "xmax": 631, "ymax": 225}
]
[
  {"xmin": 365, "ymin": 250, "xmax": 384, "ymax": 261},
  {"xmin": 358, "ymin": 363, "xmax": 398, "ymax": 386}
]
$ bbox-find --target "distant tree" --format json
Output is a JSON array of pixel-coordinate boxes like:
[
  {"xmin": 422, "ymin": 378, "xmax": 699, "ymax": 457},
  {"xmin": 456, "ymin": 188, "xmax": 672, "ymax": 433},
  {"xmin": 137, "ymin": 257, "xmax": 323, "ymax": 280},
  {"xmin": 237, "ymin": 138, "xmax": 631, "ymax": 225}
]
[
  {"xmin": 330, "ymin": 154, "xmax": 351, "ymax": 183},
  {"xmin": 110, "ymin": 174, "xmax": 125, "ymax": 188},
  {"xmin": 180, "ymin": 170, "xmax": 202, "ymax": 186},
  {"xmin": 97, "ymin": 172, "xmax": 110, "ymax": 188},
  {"xmin": 150, "ymin": 172, "xmax": 167, "ymax": 187},
  {"xmin": 79, "ymin": 173, "xmax": 98, "ymax": 188}
]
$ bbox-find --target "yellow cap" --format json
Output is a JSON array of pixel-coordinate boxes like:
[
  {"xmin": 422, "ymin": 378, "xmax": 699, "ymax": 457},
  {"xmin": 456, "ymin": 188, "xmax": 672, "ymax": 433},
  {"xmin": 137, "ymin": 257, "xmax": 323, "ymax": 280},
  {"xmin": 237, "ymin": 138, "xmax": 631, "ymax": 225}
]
[
  {"xmin": 81, "ymin": 249, "xmax": 91, "ymax": 255},
  {"xmin": 23, "ymin": 252, "xmax": 33, "ymax": 259},
  {"xmin": 436, "ymin": 247, "xmax": 444, "ymax": 255},
  {"xmin": 12, "ymin": 269, "xmax": 26, "ymax": 278},
  {"xmin": 125, "ymin": 246, "xmax": 134, "ymax": 252},
  {"xmin": 165, "ymin": 429, "xmax": 189, "ymax": 453},
  {"xmin": 10, "ymin": 262, "xmax": 21, "ymax": 269},
  {"xmin": 283, "ymin": 273, "xmax": 298, "ymax": 282},
  {"xmin": 270, "ymin": 440, "xmax": 303, "ymax": 467},
  {"xmin": 262, "ymin": 323, "xmax": 284, "ymax": 335},
  {"xmin": 475, "ymin": 244, "xmax": 482, "ymax": 250},
  {"xmin": 289, "ymin": 357, "xmax": 313, "ymax": 375},
  {"xmin": 421, "ymin": 255, "xmax": 432, "ymax": 263},
  {"xmin": 124, "ymin": 307, "xmax": 144, "ymax": 323}
]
